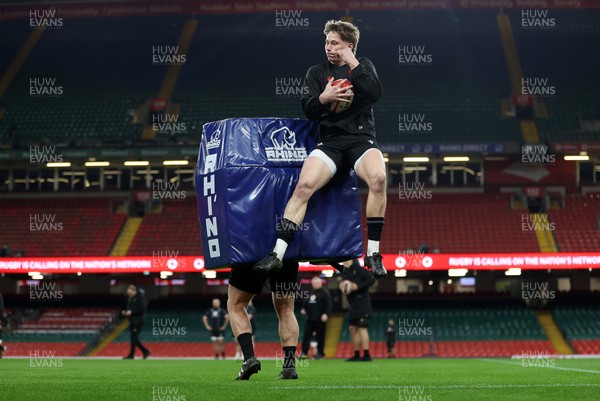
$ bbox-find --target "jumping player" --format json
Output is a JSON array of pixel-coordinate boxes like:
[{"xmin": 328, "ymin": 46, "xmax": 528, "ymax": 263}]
[{"xmin": 254, "ymin": 20, "xmax": 387, "ymax": 278}]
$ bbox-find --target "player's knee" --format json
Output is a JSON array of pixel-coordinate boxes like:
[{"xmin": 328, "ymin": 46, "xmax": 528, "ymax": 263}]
[
  {"xmin": 226, "ymin": 297, "xmax": 245, "ymax": 314},
  {"xmin": 368, "ymin": 170, "xmax": 387, "ymax": 194},
  {"xmin": 294, "ymin": 178, "xmax": 318, "ymax": 201}
]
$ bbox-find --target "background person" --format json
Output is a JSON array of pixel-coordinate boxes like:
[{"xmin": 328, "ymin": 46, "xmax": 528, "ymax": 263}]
[
  {"xmin": 122, "ymin": 285, "xmax": 150, "ymax": 359},
  {"xmin": 340, "ymin": 259, "xmax": 376, "ymax": 361},
  {"xmin": 202, "ymin": 298, "xmax": 229, "ymax": 360},
  {"xmin": 300, "ymin": 276, "xmax": 332, "ymax": 359}
]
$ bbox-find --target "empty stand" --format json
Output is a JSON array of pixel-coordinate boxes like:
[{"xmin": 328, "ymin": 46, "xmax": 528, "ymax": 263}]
[
  {"xmin": 553, "ymin": 306, "xmax": 600, "ymax": 354},
  {"xmin": 548, "ymin": 194, "xmax": 600, "ymax": 252},
  {"xmin": 5, "ymin": 307, "xmax": 118, "ymax": 356},
  {"xmin": 127, "ymin": 197, "xmax": 202, "ymax": 256},
  {"xmin": 337, "ymin": 304, "xmax": 555, "ymax": 358},
  {"xmin": 370, "ymin": 193, "xmax": 540, "ymax": 253},
  {"xmin": 1, "ymin": 197, "xmax": 126, "ymax": 256}
]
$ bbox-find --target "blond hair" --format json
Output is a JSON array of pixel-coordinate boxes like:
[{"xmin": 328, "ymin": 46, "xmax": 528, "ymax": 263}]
[{"xmin": 324, "ymin": 20, "xmax": 360, "ymax": 54}]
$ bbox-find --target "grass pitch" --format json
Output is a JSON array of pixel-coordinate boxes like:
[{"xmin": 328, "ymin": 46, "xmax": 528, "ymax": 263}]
[{"xmin": 1, "ymin": 357, "xmax": 599, "ymax": 401}]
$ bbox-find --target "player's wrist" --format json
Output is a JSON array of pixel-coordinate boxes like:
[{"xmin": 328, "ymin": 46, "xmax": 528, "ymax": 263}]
[{"xmin": 348, "ymin": 59, "xmax": 360, "ymax": 70}]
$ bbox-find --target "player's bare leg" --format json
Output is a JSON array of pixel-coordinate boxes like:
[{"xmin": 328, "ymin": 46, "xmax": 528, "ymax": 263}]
[
  {"xmin": 359, "ymin": 327, "xmax": 372, "ymax": 361},
  {"xmin": 355, "ymin": 149, "xmax": 387, "ymax": 278},
  {"xmin": 273, "ymin": 291, "xmax": 299, "ymax": 379},
  {"xmin": 346, "ymin": 325, "xmax": 361, "ymax": 361},
  {"xmin": 228, "ymin": 285, "xmax": 261, "ymax": 380},
  {"xmin": 216, "ymin": 338, "xmax": 225, "ymax": 358},
  {"xmin": 254, "ymin": 156, "xmax": 333, "ymax": 274}
]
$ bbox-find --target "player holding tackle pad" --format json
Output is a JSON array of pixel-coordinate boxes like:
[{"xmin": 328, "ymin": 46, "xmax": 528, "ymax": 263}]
[{"xmin": 255, "ymin": 20, "xmax": 387, "ymax": 278}]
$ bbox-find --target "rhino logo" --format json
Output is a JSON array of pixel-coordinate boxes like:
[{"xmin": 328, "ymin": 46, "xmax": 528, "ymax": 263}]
[
  {"xmin": 265, "ymin": 126, "xmax": 307, "ymax": 162},
  {"xmin": 270, "ymin": 127, "xmax": 296, "ymax": 149},
  {"xmin": 206, "ymin": 128, "xmax": 221, "ymax": 150}
]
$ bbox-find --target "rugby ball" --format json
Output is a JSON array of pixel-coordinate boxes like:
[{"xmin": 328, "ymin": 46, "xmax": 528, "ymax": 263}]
[
  {"xmin": 330, "ymin": 79, "xmax": 354, "ymax": 114},
  {"xmin": 340, "ymin": 280, "xmax": 353, "ymax": 295}
]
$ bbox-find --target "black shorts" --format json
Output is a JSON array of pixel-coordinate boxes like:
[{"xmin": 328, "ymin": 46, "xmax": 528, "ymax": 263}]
[
  {"xmin": 311, "ymin": 133, "xmax": 380, "ymax": 175},
  {"xmin": 229, "ymin": 261, "xmax": 299, "ymax": 295},
  {"xmin": 210, "ymin": 329, "xmax": 225, "ymax": 340},
  {"xmin": 348, "ymin": 316, "xmax": 370, "ymax": 328}
]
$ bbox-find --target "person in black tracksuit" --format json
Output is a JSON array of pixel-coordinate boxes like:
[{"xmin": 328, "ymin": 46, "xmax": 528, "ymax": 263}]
[
  {"xmin": 202, "ymin": 298, "xmax": 229, "ymax": 359},
  {"xmin": 300, "ymin": 276, "xmax": 332, "ymax": 359},
  {"xmin": 254, "ymin": 19, "xmax": 387, "ymax": 280},
  {"xmin": 340, "ymin": 259, "xmax": 376, "ymax": 361},
  {"xmin": 122, "ymin": 285, "xmax": 150, "ymax": 359},
  {"xmin": 386, "ymin": 319, "xmax": 396, "ymax": 358}
]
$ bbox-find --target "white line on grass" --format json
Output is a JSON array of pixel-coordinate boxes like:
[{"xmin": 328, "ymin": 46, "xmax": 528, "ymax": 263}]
[
  {"xmin": 270, "ymin": 383, "xmax": 600, "ymax": 390},
  {"xmin": 480, "ymin": 358, "xmax": 600, "ymax": 375}
]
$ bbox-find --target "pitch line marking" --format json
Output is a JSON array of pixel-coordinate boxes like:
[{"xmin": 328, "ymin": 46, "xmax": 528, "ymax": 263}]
[
  {"xmin": 480, "ymin": 358, "xmax": 600, "ymax": 375},
  {"xmin": 270, "ymin": 383, "xmax": 600, "ymax": 390}
]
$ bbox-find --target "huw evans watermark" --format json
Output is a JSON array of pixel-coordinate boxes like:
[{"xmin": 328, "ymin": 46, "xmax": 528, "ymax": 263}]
[
  {"xmin": 275, "ymin": 10, "xmax": 309, "ymax": 29},
  {"xmin": 152, "ymin": 46, "xmax": 186, "ymax": 65},
  {"xmin": 151, "ymin": 386, "xmax": 186, "ymax": 401},
  {"xmin": 398, "ymin": 45, "xmax": 432, "ymax": 66},
  {"xmin": 399, "ymin": 182, "xmax": 432, "ymax": 202}
]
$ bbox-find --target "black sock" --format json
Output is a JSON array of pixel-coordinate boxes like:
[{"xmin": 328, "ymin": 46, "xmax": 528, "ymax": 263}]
[
  {"xmin": 363, "ymin": 350, "xmax": 370, "ymax": 357},
  {"xmin": 237, "ymin": 332, "xmax": 255, "ymax": 361},
  {"xmin": 354, "ymin": 350, "xmax": 360, "ymax": 358},
  {"xmin": 277, "ymin": 218, "xmax": 300, "ymax": 244},
  {"xmin": 283, "ymin": 346, "xmax": 296, "ymax": 369},
  {"xmin": 221, "ymin": 352, "xmax": 225, "ymax": 358},
  {"xmin": 367, "ymin": 217, "xmax": 384, "ymax": 242}
]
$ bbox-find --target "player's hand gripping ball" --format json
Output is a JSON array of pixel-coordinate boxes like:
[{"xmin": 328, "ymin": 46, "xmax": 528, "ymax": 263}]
[
  {"xmin": 330, "ymin": 79, "xmax": 354, "ymax": 114},
  {"xmin": 340, "ymin": 280, "xmax": 353, "ymax": 295}
]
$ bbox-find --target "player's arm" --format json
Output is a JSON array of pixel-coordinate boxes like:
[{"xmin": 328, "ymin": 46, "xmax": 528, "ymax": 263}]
[
  {"xmin": 354, "ymin": 265, "xmax": 376, "ymax": 291},
  {"xmin": 301, "ymin": 66, "xmax": 332, "ymax": 120},
  {"xmin": 202, "ymin": 314, "xmax": 212, "ymax": 331},
  {"xmin": 345, "ymin": 57, "xmax": 382, "ymax": 103}
]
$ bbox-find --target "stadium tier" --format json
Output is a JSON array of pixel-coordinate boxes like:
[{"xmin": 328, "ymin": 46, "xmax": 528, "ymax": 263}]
[
  {"xmin": 126, "ymin": 197, "xmax": 202, "ymax": 256},
  {"xmin": 96, "ymin": 308, "xmax": 283, "ymax": 358},
  {"xmin": 367, "ymin": 193, "xmax": 540, "ymax": 253},
  {"xmin": 337, "ymin": 305, "xmax": 554, "ymax": 358},
  {"xmin": 553, "ymin": 306, "xmax": 600, "ymax": 354},
  {"xmin": 1, "ymin": 197, "xmax": 126, "ymax": 256},
  {"xmin": 0, "ymin": 16, "xmax": 181, "ymax": 145},
  {"xmin": 2, "ymin": 10, "xmax": 598, "ymax": 146},
  {"xmin": 547, "ymin": 194, "xmax": 600, "ymax": 252},
  {"xmin": 64, "ymin": 303, "xmax": 599, "ymax": 358},
  {"xmin": 3, "ymin": 192, "xmax": 598, "ymax": 257},
  {"xmin": 509, "ymin": 9, "xmax": 600, "ymax": 143},
  {"xmin": 4, "ymin": 307, "xmax": 118, "ymax": 357},
  {"xmin": 12, "ymin": 304, "xmax": 590, "ymax": 359}
]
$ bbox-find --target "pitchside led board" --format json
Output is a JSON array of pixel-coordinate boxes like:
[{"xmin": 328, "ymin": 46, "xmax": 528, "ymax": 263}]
[{"xmin": 196, "ymin": 118, "xmax": 362, "ymax": 269}]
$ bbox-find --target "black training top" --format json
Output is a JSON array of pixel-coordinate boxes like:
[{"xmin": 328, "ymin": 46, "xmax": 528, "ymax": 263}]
[
  {"xmin": 346, "ymin": 259, "xmax": 376, "ymax": 319},
  {"xmin": 301, "ymin": 57, "xmax": 382, "ymax": 138},
  {"xmin": 303, "ymin": 288, "xmax": 333, "ymax": 322},
  {"xmin": 126, "ymin": 288, "xmax": 147, "ymax": 325},
  {"xmin": 204, "ymin": 307, "xmax": 227, "ymax": 330},
  {"xmin": 386, "ymin": 324, "xmax": 396, "ymax": 343}
]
